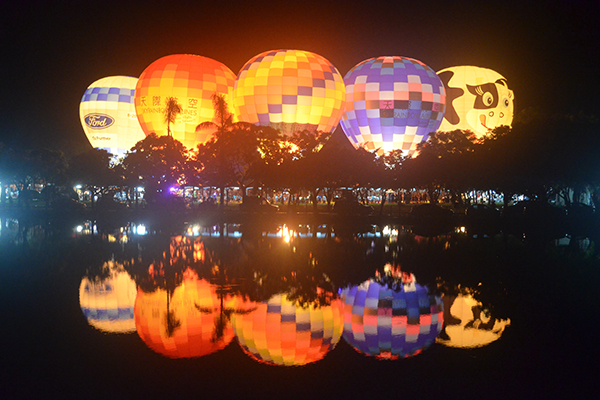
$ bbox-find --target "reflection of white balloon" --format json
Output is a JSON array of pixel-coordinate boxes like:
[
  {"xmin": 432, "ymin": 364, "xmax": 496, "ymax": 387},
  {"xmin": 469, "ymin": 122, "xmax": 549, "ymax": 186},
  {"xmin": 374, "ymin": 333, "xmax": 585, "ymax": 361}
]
[
  {"xmin": 79, "ymin": 263, "xmax": 137, "ymax": 333},
  {"xmin": 437, "ymin": 293, "xmax": 510, "ymax": 348}
]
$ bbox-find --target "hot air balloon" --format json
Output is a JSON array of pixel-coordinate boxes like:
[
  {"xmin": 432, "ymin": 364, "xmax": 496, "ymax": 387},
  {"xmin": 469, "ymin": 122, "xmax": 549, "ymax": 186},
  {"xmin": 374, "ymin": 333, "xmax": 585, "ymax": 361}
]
[
  {"xmin": 436, "ymin": 291, "xmax": 510, "ymax": 348},
  {"xmin": 79, "ymin": 261, "xmax": 137, "ymax": 333},
  {"xmin": 79, "ymin": 76, "xmax": 146, "ymax": 158},
  {"xmin": 134, "ymin": 54, "xmax": 237, "ymax": 150},
  {"xmin": 231, "ymin": 292, "xmax": 344, "ymax": 366},
  {"xmin": 340, "ymin": 273, "xmax": 443, "ymax": 359},
  {"xmin": 437, "ymin": 66, "xmax": 514, "ymax": 138},
  {"xmin": 233, "ymin": 49, "xmax": 346, "ymax": 136},
  {"xmin": 340, "ymin": 56, "xmax": 446, "ymax": 156},
  {"xmin": 134, "ymin": 278, "xmax": 238, "ymax": 358}
]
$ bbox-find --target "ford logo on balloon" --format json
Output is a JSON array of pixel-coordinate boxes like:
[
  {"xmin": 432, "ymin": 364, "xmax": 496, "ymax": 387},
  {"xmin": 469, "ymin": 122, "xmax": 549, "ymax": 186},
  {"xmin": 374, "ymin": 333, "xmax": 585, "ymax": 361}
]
[{"xmin": 84, "ymin": 113, "xmax": 115, "ymax": 130}]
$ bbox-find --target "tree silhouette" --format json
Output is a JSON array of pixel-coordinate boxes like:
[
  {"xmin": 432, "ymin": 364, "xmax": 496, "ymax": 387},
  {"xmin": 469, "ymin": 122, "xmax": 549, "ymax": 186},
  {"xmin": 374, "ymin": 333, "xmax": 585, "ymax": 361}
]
[{"xmin": 164, "ymin": 97, "xmax": 183, "ymax": 137}]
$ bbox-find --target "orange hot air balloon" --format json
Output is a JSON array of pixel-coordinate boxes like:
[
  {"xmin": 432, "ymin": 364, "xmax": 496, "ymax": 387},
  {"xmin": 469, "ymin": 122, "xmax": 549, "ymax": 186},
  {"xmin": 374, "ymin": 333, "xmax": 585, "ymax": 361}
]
[
  {"xmin": 233, "ymin": 49, "xmax": 346, "ymax": 136},
  {"xmin": 134, "ymin": 54, "xmax": 236, "ymax": 150},
  {"xmin": 134, "ymin": 278, "xmax": 236, "ymax": 358},
  {"xmin": 231, "ymin": 292, "xmax": 344, "ymax": 366}
]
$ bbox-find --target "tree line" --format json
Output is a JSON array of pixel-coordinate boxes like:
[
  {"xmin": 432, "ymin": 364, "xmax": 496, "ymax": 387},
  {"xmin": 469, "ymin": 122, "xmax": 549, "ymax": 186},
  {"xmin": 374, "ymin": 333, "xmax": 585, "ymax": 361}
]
[{"xmin": 1, "ymin": 96, "xmax": 599, "ymax": 211}]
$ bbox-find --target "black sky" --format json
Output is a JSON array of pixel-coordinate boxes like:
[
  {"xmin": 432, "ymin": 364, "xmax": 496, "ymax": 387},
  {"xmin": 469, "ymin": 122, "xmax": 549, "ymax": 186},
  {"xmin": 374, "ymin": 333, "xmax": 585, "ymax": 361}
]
[{"xmin": 1, "ymin": 0, "xmax": 599, "ymax": 153}]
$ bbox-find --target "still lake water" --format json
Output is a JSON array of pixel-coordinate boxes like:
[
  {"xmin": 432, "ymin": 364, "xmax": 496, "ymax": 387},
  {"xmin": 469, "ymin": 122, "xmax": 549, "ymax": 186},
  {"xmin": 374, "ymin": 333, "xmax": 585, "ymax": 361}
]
[{"xmin": 1, "ymin": 219, "xmax": 598, "ymax": 399}]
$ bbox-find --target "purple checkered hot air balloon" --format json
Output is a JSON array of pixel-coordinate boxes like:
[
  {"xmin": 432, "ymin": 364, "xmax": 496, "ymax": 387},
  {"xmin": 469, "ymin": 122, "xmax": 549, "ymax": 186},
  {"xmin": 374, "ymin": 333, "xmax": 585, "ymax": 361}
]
[
  {"xmin": 340, "ymin": 272, "xmax": 443, "ymax": 359},
  {"xmin": 340, "ymin": 56, "xmax": 446, "ymax": 156}
]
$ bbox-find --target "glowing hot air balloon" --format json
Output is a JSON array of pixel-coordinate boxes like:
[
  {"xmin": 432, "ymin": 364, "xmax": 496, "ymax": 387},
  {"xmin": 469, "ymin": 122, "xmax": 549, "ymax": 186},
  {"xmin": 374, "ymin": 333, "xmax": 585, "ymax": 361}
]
[
  {"xmin": 134, "ymin": 278, "xmax": 237, "ymax": 358},
  {"xmin": 437, "ymin": 66, "xmax": 514, "ymax": 138},
  {"xmin": 134, "ymin": 54, "xmax": 237, "ymax": 150},
  {"xmin": 340, "ymin": 272, "xmax": 443, "ymax": 359},
  {"xmin": 340, "ymin": 56, "xmax": 446, "ymax": 156},
  {"xmin": 79, "ymin": 76, "xmax": 146, "ymax": 158},
  {"xmin": 437, "ymin": 291, "xmax": 511, "ymax": 348},
  {"xmin": 231, "ymin": 292, "xmax": 344, "ymax": 366},
  {"xmin": 79, "ymin": 261, "xmax": 137, "ymax": 333},
  {"xmin": 233, "ymin": 49, "xmax": 346, "ymax": 135}
]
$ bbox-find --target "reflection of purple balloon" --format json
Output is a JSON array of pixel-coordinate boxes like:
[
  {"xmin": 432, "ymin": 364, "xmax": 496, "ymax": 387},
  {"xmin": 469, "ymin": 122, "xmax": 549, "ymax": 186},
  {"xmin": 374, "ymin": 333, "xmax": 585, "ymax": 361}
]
[
  {"xmin": 340, "ymin": 279, "xmax": 443, "ymax": 359},
  {"xmin": 340, "ymin": 56, "xmax": 446, "ymax": 156}
]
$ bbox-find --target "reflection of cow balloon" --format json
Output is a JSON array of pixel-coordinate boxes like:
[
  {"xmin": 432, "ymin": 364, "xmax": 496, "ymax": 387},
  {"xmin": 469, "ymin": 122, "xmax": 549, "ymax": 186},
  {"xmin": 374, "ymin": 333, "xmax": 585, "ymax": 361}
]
[
  {"xmin": 340, "ymin": 279, "xmax": 443, "ymax": 359},
  {"xmin": 79, "ymin": 76, "xmax": 146, "ymax": 158},
  {"xmin": 134, "ymin": 278, "xmax": 238, "ymax": 358},
  {"xmin": 231, "ymin": 293, "xmax": 344, "ymax": 366},
  {"xmin": 233, "ymin": 49, "xmax": 346, "ymax": 135},
  {"xmin": 79, "ymin": 262, "xmax": 137, "ymax": 333},
  {"xmin": 340, "ymin": 56, "xmax": 446, "ymax": 156},
  {"xmin": 437, "ymin": 66, "xmax": 514, "ymax": 138},
  {"xmin": 134, "ymin": 54, "xmax": 237, "ymax": 150},
  {"xmin": 437, "ymin": 292, "xmax": 510, "ymax": 348}
]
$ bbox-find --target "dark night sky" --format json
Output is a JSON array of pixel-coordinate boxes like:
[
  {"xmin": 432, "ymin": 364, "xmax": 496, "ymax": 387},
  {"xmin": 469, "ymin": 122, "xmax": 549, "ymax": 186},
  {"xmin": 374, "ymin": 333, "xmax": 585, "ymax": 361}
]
[{"xmin": 1, "ymin": 0, "xmax": 599, "ymax": 153}]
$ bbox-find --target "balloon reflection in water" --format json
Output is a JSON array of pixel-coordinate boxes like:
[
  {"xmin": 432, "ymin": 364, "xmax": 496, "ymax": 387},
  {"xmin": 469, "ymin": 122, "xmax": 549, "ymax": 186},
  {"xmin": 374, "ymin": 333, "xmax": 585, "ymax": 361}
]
[
  {"xmin": 231, "ymin": 292, "xmax": 344, "ymax": 366},
  {"xmin": 340, "ymin": 268, "xmax": 443, "ymax": 359},
  {"xmin": 134, "ymin": 277, "xmax": 254, "ymax": 358},
  {"xmin": 79, "ymin": 261, "xmax": 137, "ymax": 333},
  {"xmin": 437, "ymin": 290, "xmax": 510, "ymax": 348}
]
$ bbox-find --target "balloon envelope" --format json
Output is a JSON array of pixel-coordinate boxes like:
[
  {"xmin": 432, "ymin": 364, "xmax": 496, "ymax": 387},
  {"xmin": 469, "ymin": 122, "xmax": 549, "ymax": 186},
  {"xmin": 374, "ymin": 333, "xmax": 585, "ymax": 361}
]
[
  {"xmin": 134, "ymin": 278, "xmax": 236, "ymax": 358},
  {"xmin": 232, "ymin": 293, "xmax": 344, "ymax": 366},
  {"xmin": 233, "ymin": 49, "xmax": 346, "ymax": 135},
  {"xmin": 79, "ymin": 76, "xmax": 146, "ymax": 158},
  {"xmin": 340, "ymin": 279, "xmax": 443, "ymax": 359},
  {"xmin": 134, "ymin": 54, "xmax": 236, "ymax": 150},
  {"xmin": 340, "ymin": 56, "xmax": 446, "ymax": 155},
  {"xmin": 79, "ymin": 263, "xmax": 137, "ymax": 333},
  {"xmin": 437, "ymin": 66, "xmax": 514, "ymax": 138}
]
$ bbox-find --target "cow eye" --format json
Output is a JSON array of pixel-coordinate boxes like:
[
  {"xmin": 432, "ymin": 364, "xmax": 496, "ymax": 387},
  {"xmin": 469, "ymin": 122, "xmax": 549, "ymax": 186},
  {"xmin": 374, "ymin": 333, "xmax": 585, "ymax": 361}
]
[
  {"xmin": 503, "ymin": 97, "xmax": 510, "ymax": 108},
  {"xmin": 483, "ymin": 92, "xmax": 493, "ymax": 106}
]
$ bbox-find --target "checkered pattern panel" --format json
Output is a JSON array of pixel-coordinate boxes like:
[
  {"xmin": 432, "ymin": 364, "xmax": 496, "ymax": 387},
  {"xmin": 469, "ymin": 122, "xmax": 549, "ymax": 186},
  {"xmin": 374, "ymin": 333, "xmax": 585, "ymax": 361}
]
[
  {"xmin": 233, "ymin": 49, "xmax": 346, "ymax": 135},
  {"xmin": 134, "ymin": 54, "xmax": 236, "ymax": 150},
  {"xmin": 134, "ymin": 279, "xmax": 234, "ymax": 358},
  {"xmin": 79, "ymin": 271, "xmax": 137, "ymax": 333},
  {"xmin": 79, "ymin": 76, "xmax": 146, "ymax": 159},
  {"xmin": 340, "ymin": 280, "xmax": 443, "ymax": 359},
  {"xmin": 231, "ymin": 294, "xmax": 344, "ymax": 366},
  {"xmin": 340, "ymin": 56, "xmax": 446, "ymax": 156}
]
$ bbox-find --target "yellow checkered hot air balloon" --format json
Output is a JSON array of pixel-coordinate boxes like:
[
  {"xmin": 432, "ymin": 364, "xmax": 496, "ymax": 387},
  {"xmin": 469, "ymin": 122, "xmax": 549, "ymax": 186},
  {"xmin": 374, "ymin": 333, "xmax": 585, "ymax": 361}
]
[
  {"xmin": 233, "ymin": 49, "xmax": 346, "ymax": 136},
  {"xmin": 231, "ymin": 292, "xmax": 344, "ymax": 366}
]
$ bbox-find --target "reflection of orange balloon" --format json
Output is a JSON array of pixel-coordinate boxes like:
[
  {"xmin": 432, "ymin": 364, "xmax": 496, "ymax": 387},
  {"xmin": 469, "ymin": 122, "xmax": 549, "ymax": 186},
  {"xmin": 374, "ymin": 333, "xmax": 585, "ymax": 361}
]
[
  {"xmin": 231, "ymin": 293, "xmax": 344, "ymax": 366},
  {"xmin": 134, "ymin": 54, "xmax": 236, "ymax": 150},
  {"xmin": 134, "ymin": 278, "xmax": 235, "ymax": 358}
]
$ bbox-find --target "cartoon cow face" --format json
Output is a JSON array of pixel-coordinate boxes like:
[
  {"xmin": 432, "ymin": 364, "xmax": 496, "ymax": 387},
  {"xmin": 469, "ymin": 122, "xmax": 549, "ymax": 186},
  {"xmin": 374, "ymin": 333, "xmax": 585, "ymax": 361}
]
[{"xmin": 437, "ymin": 66, "xmax": 514, "ymax": 138}]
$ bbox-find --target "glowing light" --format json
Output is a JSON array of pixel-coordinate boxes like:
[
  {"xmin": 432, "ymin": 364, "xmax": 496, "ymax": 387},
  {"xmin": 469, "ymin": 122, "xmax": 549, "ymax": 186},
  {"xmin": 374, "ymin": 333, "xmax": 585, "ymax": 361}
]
[
  {"xmin": 134, "ymin": 278, "xmax": 237, "ymax": 358},
  {"xmin": 437, "ymin": 66, "xmax": 514, "ymax": 138},
  {"xmin": 340, "ymin": 275, "xmax": 443, "ymax": 359},
  {"xmin": 233, "ymin": 49, "xmax": 346, "ymax": 135},
  {"xmin": 80, "ymin": 76, "xmax": 146, "ymax": 158},
  {"xmin": 340, "ymin": 56, "xmax": 446, "ymax": 156},
  {"xmin": 79, "ymin": 262, "xmax": 137, "ymax": 333},
  {"xmin": 437, "ymin": 291, "xmax": 510, "ymax": 348},
  {"xmin": 232, "ymin": 293, "xmax": 344, "ymax": 366},
  {"xmin": 135, "ymin": 224, "xmax": 147, "ymax": 235},
  {"xmin": 279, "ymin": 224, "xmax": 295, "ymax": 243},
  {"xmin": 134, "ymin": 54, "xmax": 237, "ymax": 150}
]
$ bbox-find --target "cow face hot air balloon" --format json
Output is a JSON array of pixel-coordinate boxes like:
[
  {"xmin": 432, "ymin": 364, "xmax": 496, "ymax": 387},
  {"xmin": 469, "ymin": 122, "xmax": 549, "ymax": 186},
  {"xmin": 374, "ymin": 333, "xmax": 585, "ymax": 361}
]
[
  {"xmin": 134, "ymin": 54, "xmax": 237, "ymax": 150},
  {"xmin": 80, "ymin": 76, "xmax": 146, "ymax": 159},
  {"xmin": 437, "ymin": 290, "xmax": 511, "ymax": 348},
  {"xmin": 437, "ymin": 66, "xmax": 514, "ymax": 138},
  {"xmin": 79, "ymin": 261, "xmax": 137, "ymax": 333},
  {"xmin": 233, "ymin": 49, "xmax": 346, "ymax": 136},
  {"xmin": 340, "ymin": 56, "xmax": 446, "ymax": 156},
  {"xmin": 231, "ymin": 292, "xmax": 344, "ymax": 366},
  {"xmin": 340, "ymin": 271, "xmax": 443, "ymax": 359}
]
